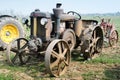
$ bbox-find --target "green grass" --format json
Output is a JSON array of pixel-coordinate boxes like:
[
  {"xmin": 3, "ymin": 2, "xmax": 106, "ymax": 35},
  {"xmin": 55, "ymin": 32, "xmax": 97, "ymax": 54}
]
[
  {"xmin": 0, "ymin": 64, "xmax": 26, "ymax": 72},
  {"xmin": 0, "ymin": 74, "xmax": 13, "ymax": 80},
  {"xmin": 86, "ymin": 54, "xmax": 120, "ymax": 64},
  {"xmin": 82, "ymin": 71, "xmax": 101, "ymax": 80},
  {"xmin": 82, "ymin": 63, "xmax": 120, "ymax": 80},
  {"xmin": 104, "ymin": 68, "xmax": 120, "ymax": 80}
]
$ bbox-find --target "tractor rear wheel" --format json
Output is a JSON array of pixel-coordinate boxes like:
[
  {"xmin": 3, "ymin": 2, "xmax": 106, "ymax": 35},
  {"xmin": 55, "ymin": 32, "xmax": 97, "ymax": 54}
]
[
  {"xmin": 62, "ymin": 29, "xmax": 76, "ymax": 51},
  {"xmin": 0, "ymin": 17, "xmax": 24, "ymax": 49},
  {"xmin": 83, "ymin": 27, "xmax": 103, "ymax": 60}
]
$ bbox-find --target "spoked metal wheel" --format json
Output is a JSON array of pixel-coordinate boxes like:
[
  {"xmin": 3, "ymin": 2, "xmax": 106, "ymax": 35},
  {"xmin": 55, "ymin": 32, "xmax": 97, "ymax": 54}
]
[
  {"xmin": 84, "ymin": 30, "xmax": 101, "ymax": 60},
  {"xmin": 62, "ymin": 29, "xmax": 76, "ymax": 51},
  {"xmin": 6, "ymin": 38, "xmax": 29, "ymax": 65},
  {"xmin": 109, "ymin": 30, "xmax": 118, "ymax": 47},
  {"xmin": 45, "ymin": 39, "xmax": 70, "ymax": 77}
]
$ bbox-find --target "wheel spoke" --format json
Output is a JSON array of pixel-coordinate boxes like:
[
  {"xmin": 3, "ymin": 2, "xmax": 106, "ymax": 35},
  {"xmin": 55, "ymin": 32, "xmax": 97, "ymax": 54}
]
[
  {"xmin": 52, "ymin": 50, "xmax": 59, "ymax": 58},
  {"xmin": 89, "ymin": 41, "xmax": 93, "ymax": 47},
  {"xmin": 91, "ymin": 46, "xmax": 95, "ymax": 53},
  {"xmin": 62, "ymin": 42, "xmax": 65, "ymax": 50},
  {"xmin": 21, "ymin": 43, "xmax": 28, "ymax": 49},
  {"xmin": 93, "ymin": 37, "xmax": 100, "ymax": 44},
  {"xmin": 96, "ymin": 37, "xmax": 100, "ymax": 42},
  {"xmin": 19, "ymin": 54, "xmax": 23, "ymax": 64},
  {"xmin": 93, "ymin": 30, "xmax": 96, "ymax": 39},
  {"xmin": 50, "ymin": 59, "xmax": 59, "ymax": 68},
  {"xmin": 58, "ymin": 42, "xmax": 62, "ymax": 54},
  {"xmin": 63, "ymin": 60, "xmax": 69, "ymax": 66},
  {"xmin": 17, "ymin": 39, "xmax": 20, "ymax": 49},
  {"xmin": 57, "ymin": 63, "xmax": 61, "ymax": 76},
  {"xmin": 63, "ymin": 48, "xmax": 68, "ymax": 56},
  {"xmin": 12, "ymin": 53, "xmax": 19, "ymax": 63}
]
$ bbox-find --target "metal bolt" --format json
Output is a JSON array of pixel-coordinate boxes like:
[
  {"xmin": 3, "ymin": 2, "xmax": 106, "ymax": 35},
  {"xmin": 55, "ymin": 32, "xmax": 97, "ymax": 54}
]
[{"xmin": 6, "ymin": 31, "xmax": 10, "ymax": 36}]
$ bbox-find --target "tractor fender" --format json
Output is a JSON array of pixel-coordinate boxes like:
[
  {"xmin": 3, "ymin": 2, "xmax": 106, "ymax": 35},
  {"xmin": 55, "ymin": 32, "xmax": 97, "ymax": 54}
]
[
  {"xmin": 0, "ymin": 15, "xmax": 12, "ymax": 18},
  {"xmin": 0, "ymin": 15, "xmax": 18, "ymax": 20},
  {"xmin": 92, "ymin": 25, "xmax": 103, "ymax": 39}
]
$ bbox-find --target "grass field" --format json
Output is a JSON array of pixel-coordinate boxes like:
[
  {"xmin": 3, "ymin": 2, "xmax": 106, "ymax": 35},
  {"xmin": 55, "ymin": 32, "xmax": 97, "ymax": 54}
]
[{"xmin": 0, "ymin": 15, "xmax": 120, "ymax": 80}]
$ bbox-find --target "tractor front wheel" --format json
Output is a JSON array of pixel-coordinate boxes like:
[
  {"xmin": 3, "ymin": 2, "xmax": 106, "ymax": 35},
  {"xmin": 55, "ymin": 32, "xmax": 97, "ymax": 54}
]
[{"xmin": 45, "ymin": 39, "xmax": 71, "ymax": 77}]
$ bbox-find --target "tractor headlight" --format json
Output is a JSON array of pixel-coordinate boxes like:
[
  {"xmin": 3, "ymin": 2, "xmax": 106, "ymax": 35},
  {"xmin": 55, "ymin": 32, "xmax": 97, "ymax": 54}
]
[{"xmin": 40, "ymin": 18, "xmax": 48, "ymax": 25}]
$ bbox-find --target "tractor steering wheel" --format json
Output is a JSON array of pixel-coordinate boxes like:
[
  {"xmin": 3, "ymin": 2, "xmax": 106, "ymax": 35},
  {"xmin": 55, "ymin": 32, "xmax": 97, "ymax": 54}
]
[{"xmin": 67, "ymin": 11, "xmax": 81, "ymax": 20}]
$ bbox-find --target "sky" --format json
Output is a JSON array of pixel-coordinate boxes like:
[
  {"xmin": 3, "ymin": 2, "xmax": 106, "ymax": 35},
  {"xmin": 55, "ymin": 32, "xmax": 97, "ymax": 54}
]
[{"xmin": 0, "ymin": 0, "xmax": 120, "ymax": 15}]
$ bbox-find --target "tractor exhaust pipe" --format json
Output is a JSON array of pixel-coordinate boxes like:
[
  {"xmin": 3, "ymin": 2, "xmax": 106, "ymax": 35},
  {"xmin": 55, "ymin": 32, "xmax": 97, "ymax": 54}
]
[{"xmin": 53, "ymin": 3, "xmax": 63, "ymax": 38}]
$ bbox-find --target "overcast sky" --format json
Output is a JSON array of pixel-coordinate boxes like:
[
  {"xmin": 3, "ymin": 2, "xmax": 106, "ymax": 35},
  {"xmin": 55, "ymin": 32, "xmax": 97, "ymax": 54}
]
[{"xmin": 0, "ymin": 0, "xmax": 120, "ymax": 15}]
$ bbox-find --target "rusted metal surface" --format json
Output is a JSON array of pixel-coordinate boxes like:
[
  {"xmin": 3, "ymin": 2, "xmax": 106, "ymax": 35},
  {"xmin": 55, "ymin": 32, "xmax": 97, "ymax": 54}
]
[
  {"xmin": 79, "ymin": 22, "xmax": 103, "ymax": 60},
  {"xmin": 6, "ymin": 38, "xmax": 29, "ymax": 65},
  {"xmin": 100, "ymin": 18, "xmax": 118, "ymax": 47},
  {"xmin": 45, "ymin": 39, "xmax": 70, "ymax": 77},
  {"xmin": 62, "ymin": 29, "xmax": 76, "ymax": 51},
  {"xmin": 5, "ymin": 3, "xmax": 104, "ymax": 77}
]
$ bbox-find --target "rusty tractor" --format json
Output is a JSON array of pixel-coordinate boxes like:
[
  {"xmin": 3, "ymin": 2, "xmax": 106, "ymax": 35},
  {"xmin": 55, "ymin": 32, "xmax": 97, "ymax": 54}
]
[
  {"xmin": 0, "ymin": 15, "xmax": 25, "ymax": 50},
  {"xmin": 6, "ymin": 3, "xmax": 103, "ymax": 77},
  {"xmin": 99, "ymin": 17, "xmax": 118, "ymax": 47}
]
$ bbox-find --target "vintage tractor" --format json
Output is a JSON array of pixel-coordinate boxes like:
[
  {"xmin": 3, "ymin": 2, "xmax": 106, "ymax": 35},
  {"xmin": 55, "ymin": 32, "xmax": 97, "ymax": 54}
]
[
  {"xmin": 6, "ymin": 3, "xmax": 103, "ymax": 77},
  {"xmin": 0, "ymin": 15, "xmax": 24, "ymax": 50},
  {"xmin": 99, "ymin": 17, "xmax": 118, "ymax": 47}
]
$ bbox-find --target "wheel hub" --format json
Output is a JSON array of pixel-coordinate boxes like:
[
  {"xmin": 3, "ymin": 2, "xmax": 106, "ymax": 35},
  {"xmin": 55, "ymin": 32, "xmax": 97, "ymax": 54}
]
[
  {"xmin": 0, "ymin": 24, "xmax": 19, "ymax": 44},
  {"xmin": 6, "ymin": 31, "xmax": 11, "ymax": 36},
  {"xmin": 68, "ymin": 40, "xmax": 72, "ymax": 44},
  {"xmin": 59, "ymin": 54, "xmax": 65, "ymax": 61}
]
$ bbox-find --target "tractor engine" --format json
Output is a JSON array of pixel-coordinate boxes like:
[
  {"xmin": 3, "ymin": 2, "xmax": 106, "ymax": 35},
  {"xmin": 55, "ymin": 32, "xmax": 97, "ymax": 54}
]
[
  {"xmin": 30, "ymin": 9, "xmax": 52, "ymax": 42},
  {"xmin": 28, "ymin": 37, "xmax": 42, "ymax": 52},
  {"xmin": 28, "ymin": 9, "xmax": 53, "ymax": 52}
]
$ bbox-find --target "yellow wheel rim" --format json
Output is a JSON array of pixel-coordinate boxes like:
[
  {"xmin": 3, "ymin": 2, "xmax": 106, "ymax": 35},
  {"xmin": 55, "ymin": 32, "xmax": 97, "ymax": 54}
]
[{"xmin": 0, "ymin": 24, "xmax": 19, "ymax": 44}]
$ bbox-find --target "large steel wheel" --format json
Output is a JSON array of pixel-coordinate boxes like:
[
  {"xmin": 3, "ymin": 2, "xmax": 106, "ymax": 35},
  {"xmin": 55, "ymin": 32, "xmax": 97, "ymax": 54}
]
[
  {"xmin": 6, "ymin": 38, "xmax": 29, "ymax": 65},
  {"xmin": 84, "ymin": 29, "xmax": 102, "ymax": 60},
  {"xmin": 62, "ymin": 29, "xmax": 76, "ymax": 51},
  {"xmin": 45, "ymin": 39, "xmax": 70, "ymax": 77},
  {"xmin": 109, "ymin": 30, "xmax": 118, "ymax": 47},
  {"xmin": 0, "ymin": 17, "xmax": 24, "ymax": 48}
]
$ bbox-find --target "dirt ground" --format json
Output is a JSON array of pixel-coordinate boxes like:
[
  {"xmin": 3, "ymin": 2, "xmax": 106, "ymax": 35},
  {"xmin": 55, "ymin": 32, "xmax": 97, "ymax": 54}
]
[{"xmin": 0, "ymin": 46, "xmax": 120, "ymax": 80}]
